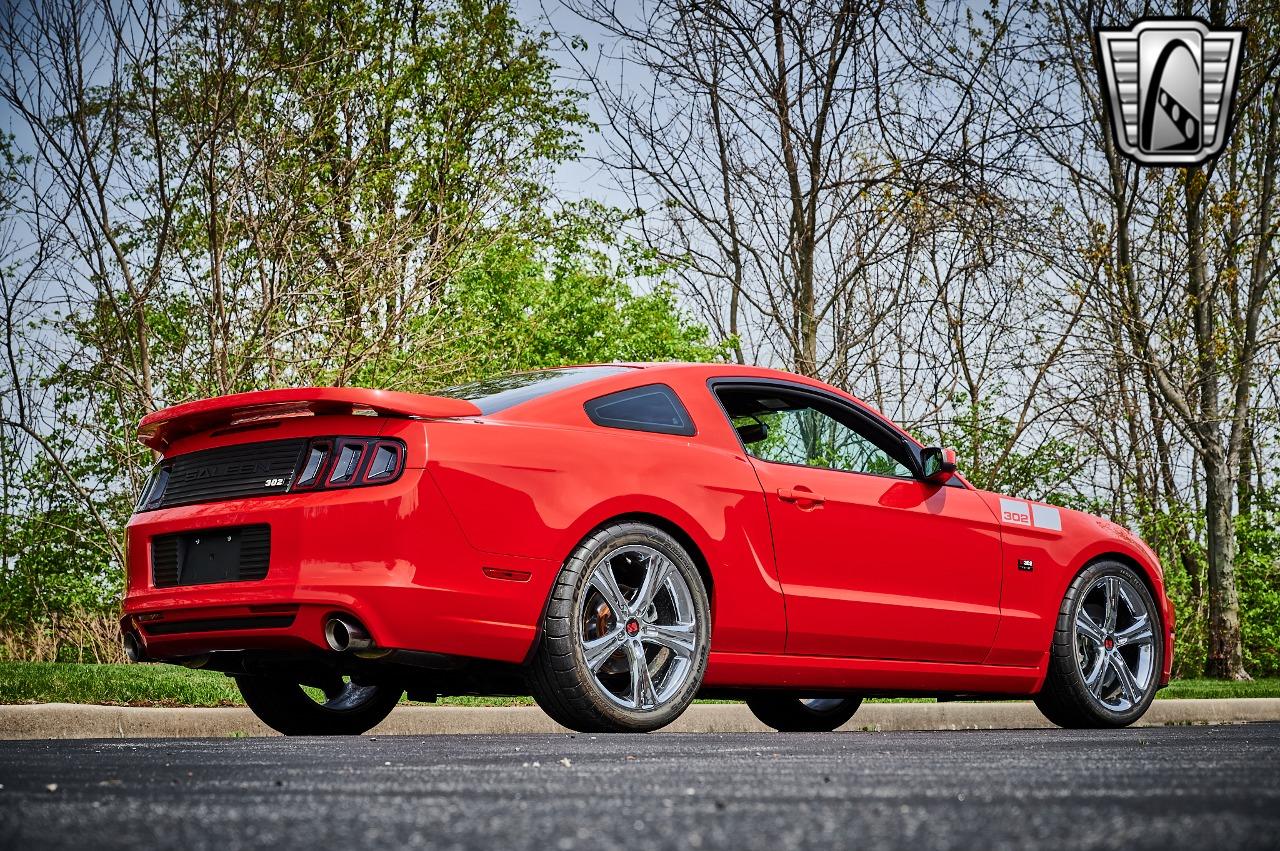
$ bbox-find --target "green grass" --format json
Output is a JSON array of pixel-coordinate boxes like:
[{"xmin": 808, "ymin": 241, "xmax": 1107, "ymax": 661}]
[
  {"xmin": 0, "ymin": 661, "xmax": 245, "ymax": 707},
  {"xmin": 1, "ymin": 661, "xmax": 1277, "ymax": 708},
  {"xmin": 1156, "ymin": 678, "xmax": 1280, "ymax": 700},
  {"xmin": 0, "ymin": 661, "xmax": 533, "ymax": 708}
]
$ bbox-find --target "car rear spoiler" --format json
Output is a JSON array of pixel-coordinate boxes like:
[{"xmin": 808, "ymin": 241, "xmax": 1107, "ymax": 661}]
[{"xmin": 137, "ymin": 387, "xmax": 482, "ymax": 450}]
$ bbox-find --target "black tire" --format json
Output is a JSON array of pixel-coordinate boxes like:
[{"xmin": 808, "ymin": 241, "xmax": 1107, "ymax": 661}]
[
  {"xmin": 235, "ymin": 674, "xmax": 401, "ymax": 736},
  {"xmin": 1035, "ymin": 560, "xmax": 1163, "ymax": 729},
  {"xmin": 746, "ymin": 696, "xmax": 863, "ymax": 732},
  {"xmin": 529, "ymin": 522, "xmax": 711, "ymax": 733}
]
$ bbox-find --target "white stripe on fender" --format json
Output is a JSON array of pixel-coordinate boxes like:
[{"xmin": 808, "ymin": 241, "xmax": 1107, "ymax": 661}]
[
  {"xmin": 1031, "ymin": 504, "xmax": 1063, "ymax": 531},
  {"xmin": 1000, "ymin": 498, "xmax": 1063, "ymax": 532}
]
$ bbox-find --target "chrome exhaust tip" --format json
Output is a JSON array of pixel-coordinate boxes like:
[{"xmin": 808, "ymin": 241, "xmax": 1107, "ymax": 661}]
[
  {"xmin": 122, "ymin": 632, "xmax": 146, "ymax": 663},
  {"xmin": 324, "ymin": 616, "xmax": 374, "ymax": 653}
]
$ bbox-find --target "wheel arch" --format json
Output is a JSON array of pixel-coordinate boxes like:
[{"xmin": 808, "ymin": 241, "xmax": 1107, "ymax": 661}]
[
  {"xmin": 1082, "ymin": 551, "xmax": 1159, "ymax": 611},
  {"xmin": 581, "ymin": 510, "xmax": 715, "ymax": 599}
]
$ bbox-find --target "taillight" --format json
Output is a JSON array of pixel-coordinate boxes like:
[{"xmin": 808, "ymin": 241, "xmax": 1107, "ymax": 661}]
[
  {"xmin": 135, "ymin": 465, "xmax": 170, "ymax": 511},
  {"xmin": 327, "ymin": 441, "xmax": 365, "ymax": 485},
  {"xmin": 291, "ymin": 437, "xmax": 406, "ymax": 491},
  {"xmin": 363, "ymin": 442, "xmax": 403, "ymax": 482},
  {"xmin": 295, "ymin": 440, "xmax": 332, "ymax": 487}
]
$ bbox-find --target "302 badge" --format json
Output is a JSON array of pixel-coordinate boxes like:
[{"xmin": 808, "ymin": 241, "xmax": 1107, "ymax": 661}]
[{"xmin": 999, "ymin": 497, "xmax": 1063, "ymax": 531}]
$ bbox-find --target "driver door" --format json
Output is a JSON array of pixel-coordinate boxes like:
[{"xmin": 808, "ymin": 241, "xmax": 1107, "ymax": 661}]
[{"xmin": 715, "ymin": 383, "xmax": 1003, "ymax": 664}]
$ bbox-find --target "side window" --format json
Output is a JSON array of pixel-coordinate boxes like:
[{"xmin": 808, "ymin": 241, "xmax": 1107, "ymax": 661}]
[
  {"xmin": 717, "ymin": 386, "xmax": 913, "ymax": 478},
  {"xmin": 584, "ymin": 384, "xmax": 696, "ymax": 436}
]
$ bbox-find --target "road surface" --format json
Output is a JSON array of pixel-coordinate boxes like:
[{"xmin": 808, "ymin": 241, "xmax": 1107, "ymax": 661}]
[{"xmin": 1, "ymin": 723, "xmax": 1277, "ymax": 850}]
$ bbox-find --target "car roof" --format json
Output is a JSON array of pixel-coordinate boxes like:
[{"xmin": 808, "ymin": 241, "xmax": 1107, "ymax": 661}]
[{"xmin": 466, "ymin": 361, "xmax": 889, "ymax": 425}]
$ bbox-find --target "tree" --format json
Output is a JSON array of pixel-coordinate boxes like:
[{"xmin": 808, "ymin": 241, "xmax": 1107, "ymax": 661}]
[
  {"xmin": 566, "ymin": 0, "xmax": 1280, "ymax": 678},
  {"xmin": 0, "ymin": 0, "xmax": 721, "ymax": 649},
  {"xmin": 1027, "ymin": 0, "xmax": 1280, "ymax": 679}
]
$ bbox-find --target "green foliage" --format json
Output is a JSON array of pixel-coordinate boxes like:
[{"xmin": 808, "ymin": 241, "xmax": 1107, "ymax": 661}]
[
  {"xmin": 0, "ymin": 0, "xmax": 722, "ymax": 647},
  {"xmin": 1236, "ymin": 494, "xmax": 1280, "ymax": 677},
  {"xmin": 1139, "ymin": 491, "xmax": 1280, "ymax": 679},
  {"xmin": 928, "ymin": 393, "xmax": 1079, "ymax": 502},
  {"xmin": 0, "ymin": 435, "xmax": 126, "ymax": 629},
  {"xmin": 1143, "ymin": 502, "xmax": 1209, "ymax": 678},
  {"xmin": 352, "ymin": 205, "xmax": 727, "ymax": 389}
]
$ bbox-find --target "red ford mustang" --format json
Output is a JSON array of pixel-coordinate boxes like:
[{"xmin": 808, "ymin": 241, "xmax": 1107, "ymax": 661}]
[{"xmin": 122, "ymin": 363, "xmax": 1173, "ymax": 734}]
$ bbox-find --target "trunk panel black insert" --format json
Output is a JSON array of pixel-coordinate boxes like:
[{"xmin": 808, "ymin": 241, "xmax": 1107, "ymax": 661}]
[{"xmin": 156, "ymin": 438, "xmax": 306, "ymax": 509}]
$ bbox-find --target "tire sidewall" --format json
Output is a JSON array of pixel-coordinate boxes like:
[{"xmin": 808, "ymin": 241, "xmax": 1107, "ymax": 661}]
[
  {"xmin": 565, "ymin": 525, "xmax": 711, "ymax": 731},
  {"xmin": 746, "ymin": 695, "xmax": 863, "ymax": 732},
  {"xmin": 1059, "ymin": 561, "xmax": 1163, "ymax": 726}
]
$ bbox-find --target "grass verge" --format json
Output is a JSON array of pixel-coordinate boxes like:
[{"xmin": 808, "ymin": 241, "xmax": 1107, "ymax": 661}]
[
  {"xmin": 1156, "ymin": 678, "xmax": 1280, "ymax": 700},
  {"xmin": 1, "ymin": 661, "xmax": 1277, "ymax": 708},
  {"xmin": 0, "ymin": 661, "xmax": 532, "ymax": 707}
]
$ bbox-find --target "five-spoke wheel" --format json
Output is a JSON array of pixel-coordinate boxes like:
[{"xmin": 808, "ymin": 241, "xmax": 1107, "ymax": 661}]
[
  {"xmin": 1036, "ymin": 560, "xmax": 1163, "ymax": 728},
  {"xmin": 1072, "ymin": 574, "xmax": 1157, "ymax": 712},
  {"xmin": 530, "ymin": 523, "xmax": 710, "ymax": 732},
  {"xmin": 580, "ymin": 544, "xmax": 701, "ymax": 711},
  {"xmin": 236, "ymin": 673, "xmax": 401, "ymax": 736}
]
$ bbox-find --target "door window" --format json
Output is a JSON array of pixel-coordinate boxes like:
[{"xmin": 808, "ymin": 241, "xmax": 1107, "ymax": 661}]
[{"xmin": 716, "ymin": 385, "xmax": 914, "ymax": 478}]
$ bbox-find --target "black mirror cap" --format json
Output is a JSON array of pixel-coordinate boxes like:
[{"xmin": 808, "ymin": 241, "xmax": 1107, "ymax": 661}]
[{"xmin": 921, "ymin": 446, "xmax": 958, "ymax": 482}]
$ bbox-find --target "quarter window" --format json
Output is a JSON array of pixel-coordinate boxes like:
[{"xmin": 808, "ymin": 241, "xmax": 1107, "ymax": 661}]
[{"xmin": 584, "ymin": 384, "xmax": 695, "ymax": 436}]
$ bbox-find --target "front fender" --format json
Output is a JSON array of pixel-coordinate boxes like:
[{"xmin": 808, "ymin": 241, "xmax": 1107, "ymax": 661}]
[{"xmin": 980, "ymin": 494, "xmax": 1173, "ymax": 686}]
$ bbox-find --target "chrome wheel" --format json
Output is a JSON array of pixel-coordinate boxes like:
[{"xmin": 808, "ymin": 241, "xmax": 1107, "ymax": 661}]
[
  {"xmin": 800, "ymin": 698, "xmax": 847, "ymax": 712},
  {"xmin": 1073, "ymin": 575, "xmax": 1156, "ymax": 712},
  {"xmin": 302, "ymin": 676, "xmax": 388, "ymax": 712},
  {"xmin": 579, "ymin": 544, "xmax": 700, "ymax": 711}
]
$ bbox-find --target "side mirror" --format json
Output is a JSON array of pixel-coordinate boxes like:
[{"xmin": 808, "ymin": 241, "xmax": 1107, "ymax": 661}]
[{"xmin": 920, "ymin": 446, "xmax": 957, "ymax": 483}]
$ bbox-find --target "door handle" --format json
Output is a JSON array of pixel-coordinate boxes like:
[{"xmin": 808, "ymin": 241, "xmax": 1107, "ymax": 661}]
[{"xmin": 778, "ymin": 487, "xmax": 825, "ymax": 505}]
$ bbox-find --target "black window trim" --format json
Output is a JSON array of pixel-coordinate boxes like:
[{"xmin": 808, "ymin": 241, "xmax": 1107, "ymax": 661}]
[
  {"xmin": 584, "ymin": 382, "xmax": 697, "ymax": 437},
  {"xmin": 706, "ymin": 377, "xmax": 965, "ymax": 488}
]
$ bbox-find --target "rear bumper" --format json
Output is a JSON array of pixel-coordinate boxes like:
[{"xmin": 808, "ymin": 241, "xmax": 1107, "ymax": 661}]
[{"xmin": 122, "ymin": 468, "xmax": 559, "ymax": 664}]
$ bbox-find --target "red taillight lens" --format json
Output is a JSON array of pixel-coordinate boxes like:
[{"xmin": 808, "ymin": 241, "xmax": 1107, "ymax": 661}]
[
  {"xmin": 294, "ymin": 440, "xmax": 332, "ymax": 488},
  {"xmin": 292, "ymin": 437, "xmax": 405, "ymax": 491},
  {"xmin": 327, "ymin": 441, "xmax": 366, "ymax": 485},
  {"xmin": 362, "ymin": 441, "xmax": 404, "ymax": 483},
  {"xmin": 135, "ymin": 465, "xmax": 170, "ymax": 511}
]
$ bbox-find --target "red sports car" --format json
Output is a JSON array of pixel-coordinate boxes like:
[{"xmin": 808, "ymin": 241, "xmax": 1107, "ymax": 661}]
[{"xmin": 122, "ymin": 363, "xmax": 1173, "ymax": 734}]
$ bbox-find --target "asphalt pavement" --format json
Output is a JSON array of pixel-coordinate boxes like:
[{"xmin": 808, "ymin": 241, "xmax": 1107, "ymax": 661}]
[{"xmin": 1, "ymin": 723, "xmax": 1277, "ymax": 851}]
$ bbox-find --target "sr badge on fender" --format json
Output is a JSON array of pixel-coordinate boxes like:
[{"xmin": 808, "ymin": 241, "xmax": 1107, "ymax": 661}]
[{"xmin": 1095, "ymin": 17, "xmax": 1244, "ymax": 167}]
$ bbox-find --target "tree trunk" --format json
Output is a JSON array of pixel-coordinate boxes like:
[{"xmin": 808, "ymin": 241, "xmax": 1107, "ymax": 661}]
[{"xmin": 1202, "ymin": 449, "xmax": 1249, "ymax": 679}]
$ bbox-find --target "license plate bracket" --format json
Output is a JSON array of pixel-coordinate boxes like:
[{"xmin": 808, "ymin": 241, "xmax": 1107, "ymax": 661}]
[{"xmin": 180, "ymin": 529, "xmax": 244, "ymax": 585}]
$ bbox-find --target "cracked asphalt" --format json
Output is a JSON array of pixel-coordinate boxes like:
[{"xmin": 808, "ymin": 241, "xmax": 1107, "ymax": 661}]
[{"xmin": 1, "ymin": 723, "xmax": 1277, "ymax": 851}]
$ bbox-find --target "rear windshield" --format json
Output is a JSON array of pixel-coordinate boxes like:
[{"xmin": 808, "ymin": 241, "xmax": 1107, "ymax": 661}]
[{"xmin": 435, "ymin": 366, "xmax": 631, "ymax": 414}]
